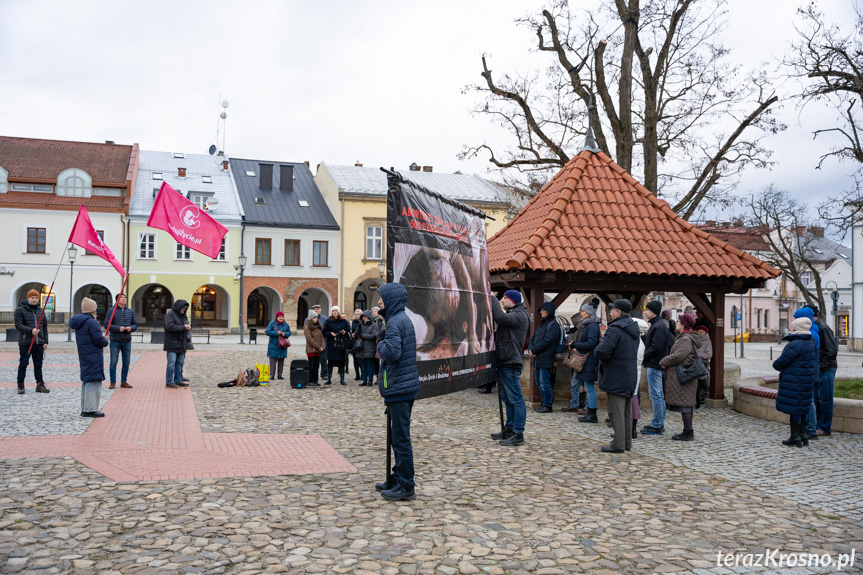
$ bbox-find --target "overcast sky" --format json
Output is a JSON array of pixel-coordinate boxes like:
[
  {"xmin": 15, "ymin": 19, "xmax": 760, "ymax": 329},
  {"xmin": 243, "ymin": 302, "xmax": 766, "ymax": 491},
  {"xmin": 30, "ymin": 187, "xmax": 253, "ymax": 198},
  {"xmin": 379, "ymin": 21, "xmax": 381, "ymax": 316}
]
[{"xmin": 0, "ymin": 0, "xmax": 857, "ymax": 221}]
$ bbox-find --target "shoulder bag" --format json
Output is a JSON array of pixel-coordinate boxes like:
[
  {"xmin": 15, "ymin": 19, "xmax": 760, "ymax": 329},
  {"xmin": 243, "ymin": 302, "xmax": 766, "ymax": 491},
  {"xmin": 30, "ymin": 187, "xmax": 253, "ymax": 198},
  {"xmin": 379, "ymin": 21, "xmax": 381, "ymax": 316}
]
[
  {"xmin": 677, "ymin": 340, "xmax": 708, "ymax": 383},
  {"xmin": 563, "ymin": 347, "xmax": 589, "ymax": 372}
]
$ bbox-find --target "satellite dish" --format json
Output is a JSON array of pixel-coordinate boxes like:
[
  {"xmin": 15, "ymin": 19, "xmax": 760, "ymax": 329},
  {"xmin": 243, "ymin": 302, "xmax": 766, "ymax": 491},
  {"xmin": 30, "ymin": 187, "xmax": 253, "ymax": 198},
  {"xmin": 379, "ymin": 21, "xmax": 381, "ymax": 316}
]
[
  {"xmin": 221, "ymin": 100, "xmax": 230, "ymax": 109},
  {"xmin": 208, "ymin": 145, "xmax": 217, "ymax": 156},
  {"xmin": 220, "ymin": 111, "xmax": 227, "ymax": 119},
  {"xmin": 206, "ymin": 197, "xmax": 219, "ymax": 211}
]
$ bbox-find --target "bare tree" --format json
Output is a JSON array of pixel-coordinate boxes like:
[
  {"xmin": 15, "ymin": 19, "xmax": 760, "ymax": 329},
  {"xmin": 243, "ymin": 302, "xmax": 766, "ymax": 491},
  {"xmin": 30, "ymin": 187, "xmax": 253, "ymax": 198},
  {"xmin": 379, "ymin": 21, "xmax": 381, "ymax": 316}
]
[
  {"xmin": 750, "ymin": 186, "xmax": 827, "ymax": 314},
  {"xmin": 462, "ymin": 0, "xmax": 783, "ymax": 220}
]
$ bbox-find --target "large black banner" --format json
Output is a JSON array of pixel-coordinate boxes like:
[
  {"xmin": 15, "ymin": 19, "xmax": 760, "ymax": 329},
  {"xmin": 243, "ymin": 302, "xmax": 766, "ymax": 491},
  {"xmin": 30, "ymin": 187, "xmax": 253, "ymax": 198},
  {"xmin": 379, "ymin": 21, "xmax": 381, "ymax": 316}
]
[{"xmin": 385, "ymin": 171, "xmax": 496, "ymax": 400}]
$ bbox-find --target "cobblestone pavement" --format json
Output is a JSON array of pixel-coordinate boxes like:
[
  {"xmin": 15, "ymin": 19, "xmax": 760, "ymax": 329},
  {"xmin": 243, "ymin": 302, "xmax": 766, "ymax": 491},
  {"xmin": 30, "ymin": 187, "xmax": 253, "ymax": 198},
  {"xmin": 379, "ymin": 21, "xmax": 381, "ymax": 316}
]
[{"xmin": 0, "ymin": 342, "xmax": 861, "ymax": 574}]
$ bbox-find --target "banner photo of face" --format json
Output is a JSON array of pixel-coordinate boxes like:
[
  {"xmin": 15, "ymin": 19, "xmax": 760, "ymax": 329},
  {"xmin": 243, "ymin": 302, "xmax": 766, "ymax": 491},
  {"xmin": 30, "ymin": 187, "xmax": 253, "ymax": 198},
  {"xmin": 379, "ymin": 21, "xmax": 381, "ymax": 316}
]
[{"xmin": 386, "ymin": 173, "xmax": 496, "ymax": 399}]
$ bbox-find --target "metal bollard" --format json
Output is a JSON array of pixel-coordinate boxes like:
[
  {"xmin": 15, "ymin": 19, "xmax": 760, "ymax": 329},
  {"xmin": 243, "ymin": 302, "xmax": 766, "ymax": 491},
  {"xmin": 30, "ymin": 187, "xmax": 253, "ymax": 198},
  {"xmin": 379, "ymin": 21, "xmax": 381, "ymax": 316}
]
[{"xmin": 770, "ymin": 346, "xmax": 772, "ymax": 360}]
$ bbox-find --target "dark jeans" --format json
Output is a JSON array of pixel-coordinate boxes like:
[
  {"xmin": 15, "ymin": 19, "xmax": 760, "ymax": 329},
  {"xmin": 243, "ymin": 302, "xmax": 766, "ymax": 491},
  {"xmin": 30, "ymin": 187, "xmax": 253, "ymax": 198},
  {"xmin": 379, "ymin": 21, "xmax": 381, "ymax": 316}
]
[
  {"xmin": 499, "ymin": 366, "xmax": 526, "ymax": 434},
  {"xmin": 353, "ymin": 353, "xmax": 362, "ymax": 378},
  {"xmin": 388, "ymin": 399, "xmax": 415, "ymax": 489},
  {"xmin": 307, "ymin": 355, "xmax": 320, "ymax": 384},
  {"xmin": 813, "ymin": 368, "xmax": 836, "ymax": 434},
  {"xmin": 320, "ymin": 348, "xmax": 328, "ymax": 378},
  {"xmin": 361, "ymin": 358, "xmax": 375, "ymax": 384},
  {"xmin": 109, "ymin": 340, "xmax": 132, "ymax": 384},
  {"xmin": 18, "ymin": 343, "xmax": 45, "ymax": 386},
  {"xmin": 166, "ymin": 351, "xmax": 186, "ymax": 384}
]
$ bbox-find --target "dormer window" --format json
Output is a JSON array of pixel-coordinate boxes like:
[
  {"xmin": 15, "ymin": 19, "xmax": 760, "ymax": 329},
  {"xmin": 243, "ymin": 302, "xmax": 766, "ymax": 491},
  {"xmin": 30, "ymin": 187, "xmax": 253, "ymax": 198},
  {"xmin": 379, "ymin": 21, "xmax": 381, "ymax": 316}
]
[
  {"xmin": 201, "ymin": 176, "xmax": 212, "ymax": 184},
  {"xmin": 56, "ymin": 168, "xmax": 92, "ymax": 198}
]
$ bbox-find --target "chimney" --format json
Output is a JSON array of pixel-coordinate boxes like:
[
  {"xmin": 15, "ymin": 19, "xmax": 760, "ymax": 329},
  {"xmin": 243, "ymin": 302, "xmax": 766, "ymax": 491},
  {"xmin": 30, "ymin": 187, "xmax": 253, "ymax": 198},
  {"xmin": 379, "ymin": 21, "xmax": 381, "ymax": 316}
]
[
  {"xmin": 808, "ymin": 226, "xmax": 824, "ymax": 237},
  {"xmin": 222, "ymin": 160, "xmax": 229, "ymax": 171},
  {"xmin": 409, "ymin": 163, "xmax": 420, "ymax": 171},
  {"xmin": 354, "ymin": 161, "xmax": 363, "ymax": 167},
  {"xmin": 178, "ymin": 167, "xmax": 186, "ymax": 178},
  {"xmin": 724, "ymin": 222, "xmax": 733, "ymax": 228},
  {"xmin": 259, "ymin": 163, "xmax": 273, "ymax": 189},
  {"xmin": 279, "ymin": 164, "xmax": 293, "ymax": 191},
  {"xmin": 705, "ymin": 220, "xmax": 716, "ymax": 227},
  {"xmin": 105, "ymin": 140, "xmax": 114, "ymax": 145},
  {"xmin": 422, "ymin": 165, "xmax": 433, "ymax": 172},
  {"xmin": 796, "ymin": 225, "xmax": 806, "ymax": 236}
]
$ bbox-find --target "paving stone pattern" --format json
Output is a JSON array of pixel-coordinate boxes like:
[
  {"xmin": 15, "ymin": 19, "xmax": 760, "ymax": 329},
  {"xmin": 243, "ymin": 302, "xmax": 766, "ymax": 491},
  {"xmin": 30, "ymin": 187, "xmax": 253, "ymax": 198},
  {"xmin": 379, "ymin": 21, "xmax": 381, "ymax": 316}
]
[{"xmin": 0, "ymin": 342, "xmax": 861, "ymax": 574}]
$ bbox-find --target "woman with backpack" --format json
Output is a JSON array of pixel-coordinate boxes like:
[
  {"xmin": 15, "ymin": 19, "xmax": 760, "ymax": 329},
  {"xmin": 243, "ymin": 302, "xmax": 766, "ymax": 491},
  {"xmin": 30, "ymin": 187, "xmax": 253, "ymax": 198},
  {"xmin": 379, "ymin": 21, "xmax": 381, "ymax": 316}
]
[{"xmin": 265, "ymin": 311, "xmax": 291, "ymax": 380}]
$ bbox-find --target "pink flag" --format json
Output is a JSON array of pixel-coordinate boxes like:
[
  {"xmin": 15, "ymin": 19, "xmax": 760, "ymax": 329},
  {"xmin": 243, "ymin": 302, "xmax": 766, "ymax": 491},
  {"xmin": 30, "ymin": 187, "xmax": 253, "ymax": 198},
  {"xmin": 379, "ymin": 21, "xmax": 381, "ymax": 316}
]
[
  {"xmin": 68, "ymin": 206, "xmax": 126, "ymax": 277},
  {"xmin": 147, "ymin": 182, "xmax": 227, "ymax": 259}
]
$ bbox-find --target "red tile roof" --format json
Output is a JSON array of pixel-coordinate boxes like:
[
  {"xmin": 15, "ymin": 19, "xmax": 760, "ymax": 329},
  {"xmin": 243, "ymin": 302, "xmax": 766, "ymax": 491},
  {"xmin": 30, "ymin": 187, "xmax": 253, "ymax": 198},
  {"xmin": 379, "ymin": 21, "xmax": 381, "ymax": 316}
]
[
  {"xmin": 695, "ymin": 224, "xmax": 772, "ymax": 252},
  {"xmin": 0, "ymin": 136, "xmax": 133, "ymax": 184},
  {"xmin": 488, "ymin": 150, "xmax": 779, "ymax": 281},
  {"xmin": 0, "ymin": 191, "xmax": 125, "ymax": 210}
]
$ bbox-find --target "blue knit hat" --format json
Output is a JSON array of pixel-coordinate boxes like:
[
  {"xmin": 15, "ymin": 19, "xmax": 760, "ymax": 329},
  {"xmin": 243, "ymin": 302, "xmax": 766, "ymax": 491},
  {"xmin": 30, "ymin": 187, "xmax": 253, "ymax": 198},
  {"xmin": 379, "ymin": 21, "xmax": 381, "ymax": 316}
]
[{"xmin": 503, "ymin": 290, "xmax": 522, "ymax": 305}]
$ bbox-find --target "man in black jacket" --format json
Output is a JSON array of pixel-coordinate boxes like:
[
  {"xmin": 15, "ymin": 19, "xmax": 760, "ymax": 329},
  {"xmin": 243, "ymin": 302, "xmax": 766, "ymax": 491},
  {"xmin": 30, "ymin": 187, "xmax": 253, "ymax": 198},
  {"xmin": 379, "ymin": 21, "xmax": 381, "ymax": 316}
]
[
  {"xmin": 642, "ymin": 300, "xmax": 673, "ymax": 435},
  {"xmin": 594, "ymin": 299, "xmax": 640, "ymax": 453},
  {"xmin": 14, "ymin": 289, "xmax": 50, "ymax": 394},
  {"xmin": 164, "ymin": 299, "xmax": 191, "ymax": 389},
  {"xmin": 804, "ymin": 306, "xmax": 839, "ymax": 437},
  {"xmin": 105, "ymin": 293, "xmax": 138, "ymax": 389},
  {"xmin": 528, "ymin": 302, "xmax": 561, "ymax": 413},
  {"xmin": 489, "ymin": 290, "xmax": 530, "ymax": 446}
]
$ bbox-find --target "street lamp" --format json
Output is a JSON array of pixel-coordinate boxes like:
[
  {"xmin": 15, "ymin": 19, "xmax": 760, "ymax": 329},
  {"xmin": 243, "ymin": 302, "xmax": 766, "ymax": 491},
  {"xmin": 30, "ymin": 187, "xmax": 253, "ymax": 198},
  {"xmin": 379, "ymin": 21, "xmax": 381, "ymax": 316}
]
[
  {"xmin": 236, "ymin": 254, "xmax": 247, "ymax": 344},
  {"xmin": 377, "ymin": 260, "xmax": 386, "ymax": 280},
  {"xmin": 66, "ymin": 245, "xmax": 77, "ymax": 342}
]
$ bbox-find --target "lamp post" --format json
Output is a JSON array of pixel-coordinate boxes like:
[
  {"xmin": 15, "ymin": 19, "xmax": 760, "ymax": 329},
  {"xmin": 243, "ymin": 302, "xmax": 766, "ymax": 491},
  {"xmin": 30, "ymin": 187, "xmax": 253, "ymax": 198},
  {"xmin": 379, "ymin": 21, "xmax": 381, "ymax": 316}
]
[
  {"xmin": 739, "ymin": 291, "xmax": 745, "ymax": 358},
  {"xmin": 236, "ymin": 254, "xmax": 247, "ymax": 344},
  {"xmin": 378, "ymin": 260, "xmax": 386, "ymax": 281},
  {"xmin": 66, "ymin": 245, "xmax": 77, "ymax": 342}
]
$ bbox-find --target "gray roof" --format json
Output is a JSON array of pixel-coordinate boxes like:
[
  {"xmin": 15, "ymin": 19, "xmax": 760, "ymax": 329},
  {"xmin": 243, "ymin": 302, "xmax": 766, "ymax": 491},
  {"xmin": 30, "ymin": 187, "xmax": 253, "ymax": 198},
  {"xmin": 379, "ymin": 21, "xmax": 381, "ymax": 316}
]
[
  {"xmin": 230, "ymin": 158, "xmax": 338, "ymax": 230},
  {"xmin": 130, "ymin": 150, "xmax": 243, "ymax": 222},
  {"xmin": 322, "ymin": 163, "xmax": 507, "ymax": 205},
  {"xmin": 801, "ymin": 234, "xmax": 851, "ymax": 263}
]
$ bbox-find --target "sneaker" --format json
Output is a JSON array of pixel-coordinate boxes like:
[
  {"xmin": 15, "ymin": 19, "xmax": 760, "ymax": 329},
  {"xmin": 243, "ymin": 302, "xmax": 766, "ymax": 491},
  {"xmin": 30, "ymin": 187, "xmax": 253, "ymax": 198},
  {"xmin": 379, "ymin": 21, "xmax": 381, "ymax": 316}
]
[
  {"xmin": 35, "ymin": 384, "xmax": 49, "ymax": 393},
  {"xmin": 177, "ymin": 382, "xmax": 190, "ymax": 387},
  {"xmin": 166, "ymin": 383, "xmax": 179, "ymax": 389},
  {"xmin": 499, "ymin": 433, "xmax": 524, "ymax": 446},
  {"xmin": 533, "ymin": 405, "xmax": 552, "ymax": 413},
  {"xmin": 17, "ymin": 388, "xmax": 24, "ymax": 395},
  {"xmin": 375, "ymin": 479, "xmax": 397, "ymax": 492},
  {"xmin": 182, "ymin": 377, "xmax": 190, "ymax": 382},
  {"xmin": 491, "ymin": 427, "xmax": 514, "ymax": 441},
  {"xmin": 109, "ymin": 383, "xmax": 116, "ymax": 389},
  {"xmin": 120, "ymin": 383, "xmax": 133, "ymax": 389},
  {"xmin": 641, "ymin": 425, "xmax": 664, "ymax": 435},
  {"xmin": 380, "ymin": 484, "xmax": 416, "ymax": 501}
]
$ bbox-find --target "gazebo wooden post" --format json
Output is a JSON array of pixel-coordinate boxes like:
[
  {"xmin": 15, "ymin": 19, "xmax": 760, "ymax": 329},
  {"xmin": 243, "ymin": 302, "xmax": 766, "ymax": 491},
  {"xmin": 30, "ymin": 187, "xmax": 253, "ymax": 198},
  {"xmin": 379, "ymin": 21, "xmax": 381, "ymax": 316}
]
[
  {"xmin": 708, "ymin": 291, "xmax": 727, "ymax": 406},
  {"xmin": 524, "ymin": 286, "xmax": 544, "ymax": 405}
]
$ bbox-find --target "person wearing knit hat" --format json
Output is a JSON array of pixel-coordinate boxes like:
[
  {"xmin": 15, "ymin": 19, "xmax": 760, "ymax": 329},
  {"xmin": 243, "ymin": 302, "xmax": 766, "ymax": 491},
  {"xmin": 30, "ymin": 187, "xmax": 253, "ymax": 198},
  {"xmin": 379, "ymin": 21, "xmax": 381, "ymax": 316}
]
[
  {"xmin": 773, "ymin": 316, "xmax": 817, "ymax": 447},
  {"xmin": 265, "ymin": 311, "xmax": 292, "ymax": 380},
  {"xmin": 658, "ymin": 312, "xmax": 702, "ymax": 441},
  {"xmin": 14, "ymin": 288, "xmax": 50, "ymax": 394},
  {"xmin": 488, "ymin": 287, "xmax": 531, "ymax": 445},
  {"xmin": 304, "ymin": 310, "xmax": 325, "ymax": 385},
  {"xmin": 564, "ymin": 298, "xmax": 602, "ymax": 423},
  {"xmin": 528, "ymin": 302, "xmax": 561, "ymax": 414},
  {"xmin": 503, "ymin": 290, "xmax": 522, "ymax": 306},
  {"xmin": 641, "ymin": 298, "xmax": 674, "ymax": 435},
  {"xmin": 69, "ymin": 297, "xmax": 110, "ymax": 417}
]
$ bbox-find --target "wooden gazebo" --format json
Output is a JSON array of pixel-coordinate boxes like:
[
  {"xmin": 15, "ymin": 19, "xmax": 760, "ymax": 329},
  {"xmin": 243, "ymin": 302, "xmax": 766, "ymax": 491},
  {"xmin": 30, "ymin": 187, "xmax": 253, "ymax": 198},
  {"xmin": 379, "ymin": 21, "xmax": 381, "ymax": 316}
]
[{"xmin": 487, "ymin": 149, "xmax": 780, "ymax": 405}]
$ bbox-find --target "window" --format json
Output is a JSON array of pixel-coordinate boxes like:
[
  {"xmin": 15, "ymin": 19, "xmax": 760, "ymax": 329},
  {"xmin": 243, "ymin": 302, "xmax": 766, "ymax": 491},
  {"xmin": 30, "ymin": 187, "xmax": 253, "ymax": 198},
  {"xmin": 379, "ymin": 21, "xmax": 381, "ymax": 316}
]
[
  {"xmin": 56, "ymin": 168, "xmax": 92, "ymax": 197},
  {"xmin": 85, "ymin": 230, "xmax": 105, "ymax": 256},
  {"xmin": 13, "ymin": 184, "xmax": 31, "ymax": 191},
  {"xmin": 284, "ymin": 239, "xmax": 300, "ymax": 266},
  {"xmin": 245, "ymin": 170, "xmax": 256, "ymax": 177},
  {"xmin": 27, "ymin": 227, "xmax": 46, "ymax": 253},
  {"xmin": 756, "ymin": 309, "xmax": 762, "ymax": 329},
  {"xmin": 800, "ymin": 271, "xmax": 811, "ymax": 286},
  {"xmin": 313, "ymin": 241, "xmax": 328, "ymax": 267},
  {"xmin": 139, "ymin": 233, "xmax": 156, "ymax": 259},
  {"xmin": 354, "ymin": 291, "xmax": 367, "ymax": 311},
  {"xmin": 94, "ymin": 188, "xmax": 121, "ymax": 197},
  {"xmin": 189, "ymin": 192, "xmax": 212, "ymax": 209},
  {"xmin": 764, "ymin": 309, "xmax": 769, "ymax": 329},
  {"xmin": 211, "ymin": 237, "xmax": 227, "ymax": 261},
  {"xmin": 0, "ymin": 165, "xmax": 7, "ymax": 194},
  {"xmin": 255, "ymin": 238, "xmax": 271, "ymax": 265},
  {"xmin": 298, "ymin": 200, "xmax": 309, "ymax": 207},
  {"xmin": 175, "ymin": 242, "xmax": 192, "ymax": 261},
  {"xmin": 173, "ymin": 153, "xmax": 185, "ymax": 159},
  {"xmin": 254, "ymin": 197, "xmax": 267, "ymax": 205},
  {"xmin": 366, "ymin": 225, "xmax": 382, "ymax": 260},
  {"xmin": 201, "ymin": 176, "xmax": 212, "ymax": 184},
  {"xmin": 152, "ymin": 173, "xmax": 163, "ymax": 180}
]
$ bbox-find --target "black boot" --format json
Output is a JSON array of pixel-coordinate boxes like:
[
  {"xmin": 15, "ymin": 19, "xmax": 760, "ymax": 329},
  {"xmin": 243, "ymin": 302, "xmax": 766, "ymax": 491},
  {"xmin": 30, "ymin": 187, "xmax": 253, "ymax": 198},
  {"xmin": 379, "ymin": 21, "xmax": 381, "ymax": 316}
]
[
  {"xmin": 632, "ymin": 420, "xmax": 638, "ymax": 439},
  {"xmin": 324, "ymin": 366, "xmax": 333, "ymax": 385},
  {"xmin": 578, "ymin": 408, "xmax": 598, "ymax": 423},
  {"xmin": 499, "ymin": 433, "xmax": 524, "ymax": 446},
  {"xmin": 491, "ymin": 426, "xmax": 514, "ymax": 440},
  {"xmin": 578, "ymin": 391, "xmax": 587, "ymax": 409},
  {"xmin": 782, "ymin": 421, "xmax": 803, "ymax": 447}
]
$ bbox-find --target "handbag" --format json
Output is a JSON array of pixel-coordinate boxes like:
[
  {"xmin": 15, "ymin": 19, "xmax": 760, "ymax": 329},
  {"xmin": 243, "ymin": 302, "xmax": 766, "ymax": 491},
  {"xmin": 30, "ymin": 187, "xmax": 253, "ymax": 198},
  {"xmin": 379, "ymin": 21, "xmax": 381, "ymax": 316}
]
[
  {"xmin": 563, "ymin": 347, "xmax": 589, "ymax": 372},
  {"xmin": 278, "ymin": 335, "xmax": 291, "ymax": 349},
  {"xmin": 677, "ymin": 340, "xmax": 708, "ymax": 383}
]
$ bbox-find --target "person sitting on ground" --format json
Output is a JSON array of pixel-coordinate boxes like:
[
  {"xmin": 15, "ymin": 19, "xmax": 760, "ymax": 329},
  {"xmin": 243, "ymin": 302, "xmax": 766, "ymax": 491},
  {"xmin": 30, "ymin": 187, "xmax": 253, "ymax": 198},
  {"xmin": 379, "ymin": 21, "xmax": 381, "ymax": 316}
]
[
  {"xmin": 659, "ymin": 313, "xmax": 701, "ymax": 441},
  {"xmin": 772, "ymin": 317, "xmax": 818, "ymax": 448},
  {"xmin": 70, "ymin": 297, "xmax": 110, "ymax": 418}
]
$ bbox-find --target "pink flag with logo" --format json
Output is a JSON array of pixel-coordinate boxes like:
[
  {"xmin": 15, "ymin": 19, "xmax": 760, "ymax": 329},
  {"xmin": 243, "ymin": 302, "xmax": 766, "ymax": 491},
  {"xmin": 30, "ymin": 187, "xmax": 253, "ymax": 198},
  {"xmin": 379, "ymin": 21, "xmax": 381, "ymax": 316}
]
[
  {"xmin": 147, "ymin": 182, "xmax": 228, "ymax": 259},
  {"xmin": 68, "ymin": 206, "xmax": 126, "ymax": 277}
]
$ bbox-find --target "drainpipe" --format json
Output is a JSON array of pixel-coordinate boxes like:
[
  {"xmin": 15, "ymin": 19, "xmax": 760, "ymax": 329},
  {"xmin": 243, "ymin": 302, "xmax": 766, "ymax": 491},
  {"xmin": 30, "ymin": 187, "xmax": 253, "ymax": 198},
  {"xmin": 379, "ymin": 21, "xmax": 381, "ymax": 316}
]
[
  {"xmin": 340, "ymin": 198, "xmax": 345, "ymax": 308},
  {"xmin": 239, "ymin": 220, "xmax": 245, "ymax": 343}
]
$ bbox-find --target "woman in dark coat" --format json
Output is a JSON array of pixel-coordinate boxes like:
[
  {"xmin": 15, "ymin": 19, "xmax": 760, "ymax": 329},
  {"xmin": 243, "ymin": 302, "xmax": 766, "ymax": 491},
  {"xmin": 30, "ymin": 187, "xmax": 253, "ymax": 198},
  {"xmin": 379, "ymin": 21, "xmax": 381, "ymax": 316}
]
[
  {"xmin": 570, "ymin": 300, "xmax": 601, "ymax": 423},
  {"xmin": 659, "ymin": 313, "xmax": 701, "ymax": 442},
  {"xmin": 164, "ymin": 299, "xmax": 191, "ymax": 388},
  {"xmin": 304, "ymin": 311, "xmax": 325, "ymax": 385},
  {"xmin": 322, "ymin": 306, "xmax": 351, "ymax": 385},
  {"xmin": 356, "ymin": 310, "xmax": 380, "ymax": 386},
  {"xmin": 772, "ymin": 317, "xmax": 818, "ymax": 447},
  {"xmin": 265, "ymin": 311, "xmax": 291, "ymax": 380},
  {"xmin": 69, "ymin": 297, "xmax": 109, "ymax": 417}
]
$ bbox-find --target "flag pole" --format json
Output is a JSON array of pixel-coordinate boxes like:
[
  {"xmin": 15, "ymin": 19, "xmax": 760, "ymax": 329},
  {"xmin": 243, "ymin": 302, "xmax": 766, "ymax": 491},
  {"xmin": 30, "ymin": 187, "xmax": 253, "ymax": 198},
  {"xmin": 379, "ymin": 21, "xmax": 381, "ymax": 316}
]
[{"xmin": 27, "ymin": 244, "xmax": 69, "ymax": 354}]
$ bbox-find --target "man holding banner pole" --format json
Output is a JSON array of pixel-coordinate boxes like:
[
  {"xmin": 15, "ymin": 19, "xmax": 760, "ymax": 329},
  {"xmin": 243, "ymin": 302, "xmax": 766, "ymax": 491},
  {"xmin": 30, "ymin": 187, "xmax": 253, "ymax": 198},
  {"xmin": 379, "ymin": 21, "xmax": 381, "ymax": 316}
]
[{"xmin": 489, "ymin": 290, "xmax": 530, "ymax": 446}]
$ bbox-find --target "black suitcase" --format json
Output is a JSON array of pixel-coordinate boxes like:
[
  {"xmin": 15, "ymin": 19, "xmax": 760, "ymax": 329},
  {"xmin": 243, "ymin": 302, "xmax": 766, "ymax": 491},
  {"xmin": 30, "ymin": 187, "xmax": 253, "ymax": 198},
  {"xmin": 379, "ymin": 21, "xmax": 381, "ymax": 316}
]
[{"xmin": 290, "ymin": 359, "xmax": 309, "ymax": 388}]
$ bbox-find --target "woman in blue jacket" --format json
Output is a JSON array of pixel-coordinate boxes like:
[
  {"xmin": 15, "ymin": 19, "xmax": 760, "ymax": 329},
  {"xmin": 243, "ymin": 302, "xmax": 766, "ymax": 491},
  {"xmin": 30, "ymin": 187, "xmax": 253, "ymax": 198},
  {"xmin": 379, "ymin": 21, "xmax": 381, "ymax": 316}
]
[
  {"xmin": 772, "ymin": 317, "xmax": 818, "ymax": 447},
  {"xmin": 265, "ymin": 311, "xmax": 291, "ymax": 380},
  {"xmin": 69, "ymin": 297, "xmax": 109, "ymax": 418}
]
